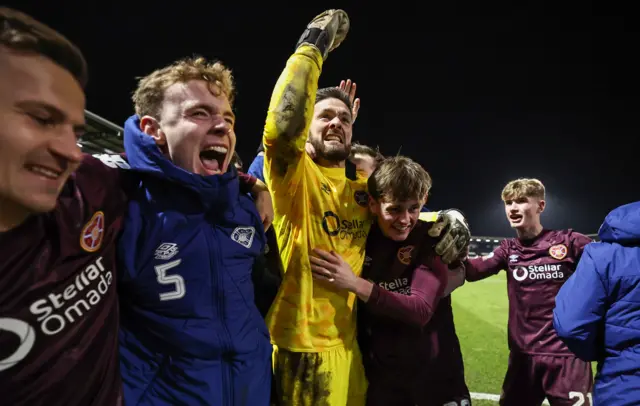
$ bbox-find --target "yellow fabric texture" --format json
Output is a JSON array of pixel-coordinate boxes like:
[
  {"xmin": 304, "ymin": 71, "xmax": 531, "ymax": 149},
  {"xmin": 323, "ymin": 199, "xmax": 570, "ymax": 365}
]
[
  {"xmin": 272, "ymin": 344, "xmax": 367, "ymax": 406},
  {"xmin": 262, "ymin": 45, "xmax": 371, "ymax": 352}
]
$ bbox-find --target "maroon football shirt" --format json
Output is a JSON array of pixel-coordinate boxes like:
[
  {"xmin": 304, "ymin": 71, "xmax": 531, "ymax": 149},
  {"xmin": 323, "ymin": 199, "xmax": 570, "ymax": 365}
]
[
  {"xmin": 0, "ymin": 155, "xmax": 128, "ymax": 405},
  {"xmin": 465, "ymin": 229, "xmax": 592, "ymax": 356},
  {"xmin": 358, "ymin": 223, "xmax": 449, "ymax": 378}
]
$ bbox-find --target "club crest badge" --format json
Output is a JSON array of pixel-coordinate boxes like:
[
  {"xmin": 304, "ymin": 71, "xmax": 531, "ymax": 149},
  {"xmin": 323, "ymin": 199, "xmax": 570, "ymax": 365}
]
[
  {"xmin": 354, "ymin": 190, "xmax": 369, "ymax": 207},
  {"xmin": 80, "ymin": 211, "xmax": 105, "ymax": 253},
  {"xmin": 397, "ymin": 245, "xmax": 415, "ymax": 265},
  {"xmin": 549, "ymin": 244, "xmax": 568, "ymax": 260}
]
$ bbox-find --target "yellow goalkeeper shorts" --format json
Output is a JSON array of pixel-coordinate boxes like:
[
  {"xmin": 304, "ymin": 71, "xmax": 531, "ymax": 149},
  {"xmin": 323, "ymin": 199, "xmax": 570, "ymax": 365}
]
[{"xmin": 272, "ymin": 344, "xmax": 367, "ymax": 406}]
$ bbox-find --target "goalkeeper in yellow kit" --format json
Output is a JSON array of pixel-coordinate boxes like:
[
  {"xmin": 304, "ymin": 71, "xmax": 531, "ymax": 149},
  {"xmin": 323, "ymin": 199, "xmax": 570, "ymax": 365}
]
[{"xmin": 262, "ymin": 10, "xmax": 471, "ymax": 405}]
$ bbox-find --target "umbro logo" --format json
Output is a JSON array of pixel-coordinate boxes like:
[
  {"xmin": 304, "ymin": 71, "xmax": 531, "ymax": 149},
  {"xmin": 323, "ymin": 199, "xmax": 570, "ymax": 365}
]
[{"xmin": 155, "ymin": 243, "xmax": 179, "ymax": 260}]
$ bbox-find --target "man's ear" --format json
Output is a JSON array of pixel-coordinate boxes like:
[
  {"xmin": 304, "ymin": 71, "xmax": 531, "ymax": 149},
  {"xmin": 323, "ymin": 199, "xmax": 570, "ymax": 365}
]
[{"xmin": 140, "ymin": 115, "xmax": 166, "ymax": 146}]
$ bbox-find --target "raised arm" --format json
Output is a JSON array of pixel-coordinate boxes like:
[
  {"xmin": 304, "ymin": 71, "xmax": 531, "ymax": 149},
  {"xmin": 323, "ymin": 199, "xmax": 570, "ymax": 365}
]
[{"xmin": 262, "ymin": 10, "xmax": 349, "ymax": 181}]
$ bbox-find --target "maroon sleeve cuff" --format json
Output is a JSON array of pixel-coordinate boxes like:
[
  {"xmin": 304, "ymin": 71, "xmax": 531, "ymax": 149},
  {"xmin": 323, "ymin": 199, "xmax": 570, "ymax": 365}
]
[{"xmin": 238, "ymin": 171, "xmax": 257, "ymax": 194}]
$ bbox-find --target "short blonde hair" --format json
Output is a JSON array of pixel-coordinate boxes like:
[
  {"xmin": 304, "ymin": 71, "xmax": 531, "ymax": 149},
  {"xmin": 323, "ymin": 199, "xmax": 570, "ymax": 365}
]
[
  {"xmin": 501, "ymin": 178, "xmax": 545, "ymax": 201},
  {"xmin": 368, "ymin": 156, "xmax": 432, "ymax": 203},
  {"xmin": 133, "ymin": 56, "xmax": 234, "ymax": 119}
]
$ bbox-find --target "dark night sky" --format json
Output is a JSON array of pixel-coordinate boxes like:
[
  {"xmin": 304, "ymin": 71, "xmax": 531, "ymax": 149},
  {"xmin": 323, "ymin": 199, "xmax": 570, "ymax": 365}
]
[{"xmin": 11, "ymin": 1, "xmax": 640, "ymax": 236}]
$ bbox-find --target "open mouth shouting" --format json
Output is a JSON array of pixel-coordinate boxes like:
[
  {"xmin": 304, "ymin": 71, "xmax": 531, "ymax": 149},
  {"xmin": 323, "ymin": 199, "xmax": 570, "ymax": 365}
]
[
  {"xmin": 324, "ymin": 131, "xmax": 343, "ymax": 144},
  {"xmin": 509, "ymin": 213, "xmax": 524, "ymax": 224},
  {"xmin": 199, "ymin": 144, "xmax": 229, "ymax": 175}
]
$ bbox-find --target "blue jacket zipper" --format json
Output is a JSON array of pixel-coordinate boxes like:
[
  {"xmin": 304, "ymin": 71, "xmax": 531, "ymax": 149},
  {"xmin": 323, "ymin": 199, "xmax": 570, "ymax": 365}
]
[{"xmin": 205, "ymin": 224, "xmax": 234, "ymax": 406}]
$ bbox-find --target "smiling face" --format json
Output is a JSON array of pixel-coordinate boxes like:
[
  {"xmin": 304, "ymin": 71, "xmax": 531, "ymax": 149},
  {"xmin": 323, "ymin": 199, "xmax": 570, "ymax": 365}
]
[
  {"xmin": 140, "ymin": 79, "xmax": 236, "ymax": 176},
  {"xmin": 369, "ymin": 198, "xmax": 423, "ymax": 241},
  {"xmin": 0, "ymin": 48, "xmax": 86, "ymax": 217},
  {"xmin": 366, "ymin": 156, "xmax": 432, "ymax": 241}
]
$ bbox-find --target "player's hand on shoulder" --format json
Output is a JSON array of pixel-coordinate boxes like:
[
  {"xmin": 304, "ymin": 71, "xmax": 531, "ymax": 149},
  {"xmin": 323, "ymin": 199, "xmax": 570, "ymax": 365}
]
[
  {"xmin": 252, "ymin": 179, "xmax": 273, "ymax": 231},
  {"xmin": 428, "ymin": 209, "xmax": 471, "ymax": 264}
]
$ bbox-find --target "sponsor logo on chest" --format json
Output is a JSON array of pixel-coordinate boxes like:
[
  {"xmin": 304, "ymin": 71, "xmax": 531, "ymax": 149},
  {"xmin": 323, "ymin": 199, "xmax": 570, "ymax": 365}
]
[
  {"xmin": 509, "ymin": 243, "xmax": 571, "ymax": 282},
  {"xmin": 378, "ymin": 277, "xmax": 411, "ymax": 295},
  {"xmin": 511, "ymin": 263, "xmax": 565, "ymax": 282},
  {"xmin": 28, "ymin": 257, "xmax": 114, "ymax": 335},
  {"xmin": 0, "ymin": 256, "xmax": 114, "ymax": 372},
  {"xmin": 321, "ymin": 211, "xmax": 368, "ymax": 241}
]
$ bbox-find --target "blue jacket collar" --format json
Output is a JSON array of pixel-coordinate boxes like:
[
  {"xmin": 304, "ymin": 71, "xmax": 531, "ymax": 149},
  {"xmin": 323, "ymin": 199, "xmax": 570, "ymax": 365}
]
[{"xmin": 123, "ymin": 114, "xmax": 239, "ymax": 209}]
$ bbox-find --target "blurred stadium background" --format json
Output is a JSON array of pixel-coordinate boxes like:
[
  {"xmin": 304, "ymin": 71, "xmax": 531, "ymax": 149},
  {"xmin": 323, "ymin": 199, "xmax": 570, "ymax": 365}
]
[{"xmin": 84, "ymin": 111, "xmax": 597, "ymax": 405}]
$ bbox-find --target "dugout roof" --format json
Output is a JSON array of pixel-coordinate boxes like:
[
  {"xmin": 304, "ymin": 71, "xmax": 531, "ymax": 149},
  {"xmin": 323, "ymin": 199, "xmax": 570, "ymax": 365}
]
[{"xmin": 80, "ymin": 110, "xmax": 124, "ymax": 154}]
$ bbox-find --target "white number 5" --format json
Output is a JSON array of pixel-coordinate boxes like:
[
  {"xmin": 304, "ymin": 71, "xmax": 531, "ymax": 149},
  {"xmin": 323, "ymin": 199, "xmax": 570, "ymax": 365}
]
[
  {"xmin": 569, "ymin": 391, "xmax": 593, "ymax": 406},
  {"xmin": 154, "ymin": 259, "xmax": 186, "ymax": 301}
]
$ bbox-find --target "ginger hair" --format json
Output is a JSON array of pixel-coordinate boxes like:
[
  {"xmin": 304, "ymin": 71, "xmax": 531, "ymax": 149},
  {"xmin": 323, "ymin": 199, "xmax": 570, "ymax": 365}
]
[{"xmin": 133, "ymin": 56, "xmax": 234, "ymax": 118}]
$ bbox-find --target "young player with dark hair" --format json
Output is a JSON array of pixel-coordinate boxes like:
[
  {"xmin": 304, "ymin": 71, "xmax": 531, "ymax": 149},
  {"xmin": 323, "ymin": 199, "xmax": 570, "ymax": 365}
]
[{"xmin": 310, "ymin": 156, "xmax": 470, "ymax": 406}]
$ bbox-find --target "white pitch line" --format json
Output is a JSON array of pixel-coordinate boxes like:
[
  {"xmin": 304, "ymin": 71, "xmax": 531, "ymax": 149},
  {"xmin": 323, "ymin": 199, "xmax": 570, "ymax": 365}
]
[{"xmin": 470, "ymin": 392, "xmax": 550, "ymax": 405}]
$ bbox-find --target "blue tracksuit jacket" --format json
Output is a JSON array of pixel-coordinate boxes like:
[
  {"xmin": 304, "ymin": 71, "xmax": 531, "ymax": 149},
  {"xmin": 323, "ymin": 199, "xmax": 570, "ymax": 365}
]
[
  {"xmin": 554, "ymin": 201, "xmax": 640, "ymax": 406},
  {"xmin": 117, "ymin": 115, "xmax": 271, "ymax": 406}
]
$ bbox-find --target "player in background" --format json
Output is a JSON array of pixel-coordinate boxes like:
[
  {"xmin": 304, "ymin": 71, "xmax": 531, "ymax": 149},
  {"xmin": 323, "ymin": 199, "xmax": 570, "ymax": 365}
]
[
  {"xmin": 310, "ymin": 156, "xmax": 470, "ymax": 406},
  {"xmin": 460, "ymin": 178, "xmax": 593, "ymax": 406},
  {"xmin": 116, "ymin": 57, "xmax": 273, "ymax": 405},
  {"xmin": 0, "ymin": 7, "xmax": 127, "ymax": 405},
  {"xmin": 553, "ymin": 201, "xmax": 640, "ymax": 406},
  {"xmin": 262, "ymin": 10, "xmax": 470, "ymax": 405}
]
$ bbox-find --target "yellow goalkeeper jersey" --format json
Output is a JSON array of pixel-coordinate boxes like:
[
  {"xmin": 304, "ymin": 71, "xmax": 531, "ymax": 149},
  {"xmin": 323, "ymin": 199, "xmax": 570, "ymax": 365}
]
[{"xmin": 262, "ymin": 45, "xmax": 371, "ymax": 352}]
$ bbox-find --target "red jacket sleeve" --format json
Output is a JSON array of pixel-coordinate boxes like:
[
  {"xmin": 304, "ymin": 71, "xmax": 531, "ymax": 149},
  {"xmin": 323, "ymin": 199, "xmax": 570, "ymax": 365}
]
[{"xmin": 365, "ymin": 255, "xmax": 448, "ymax": 328}]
